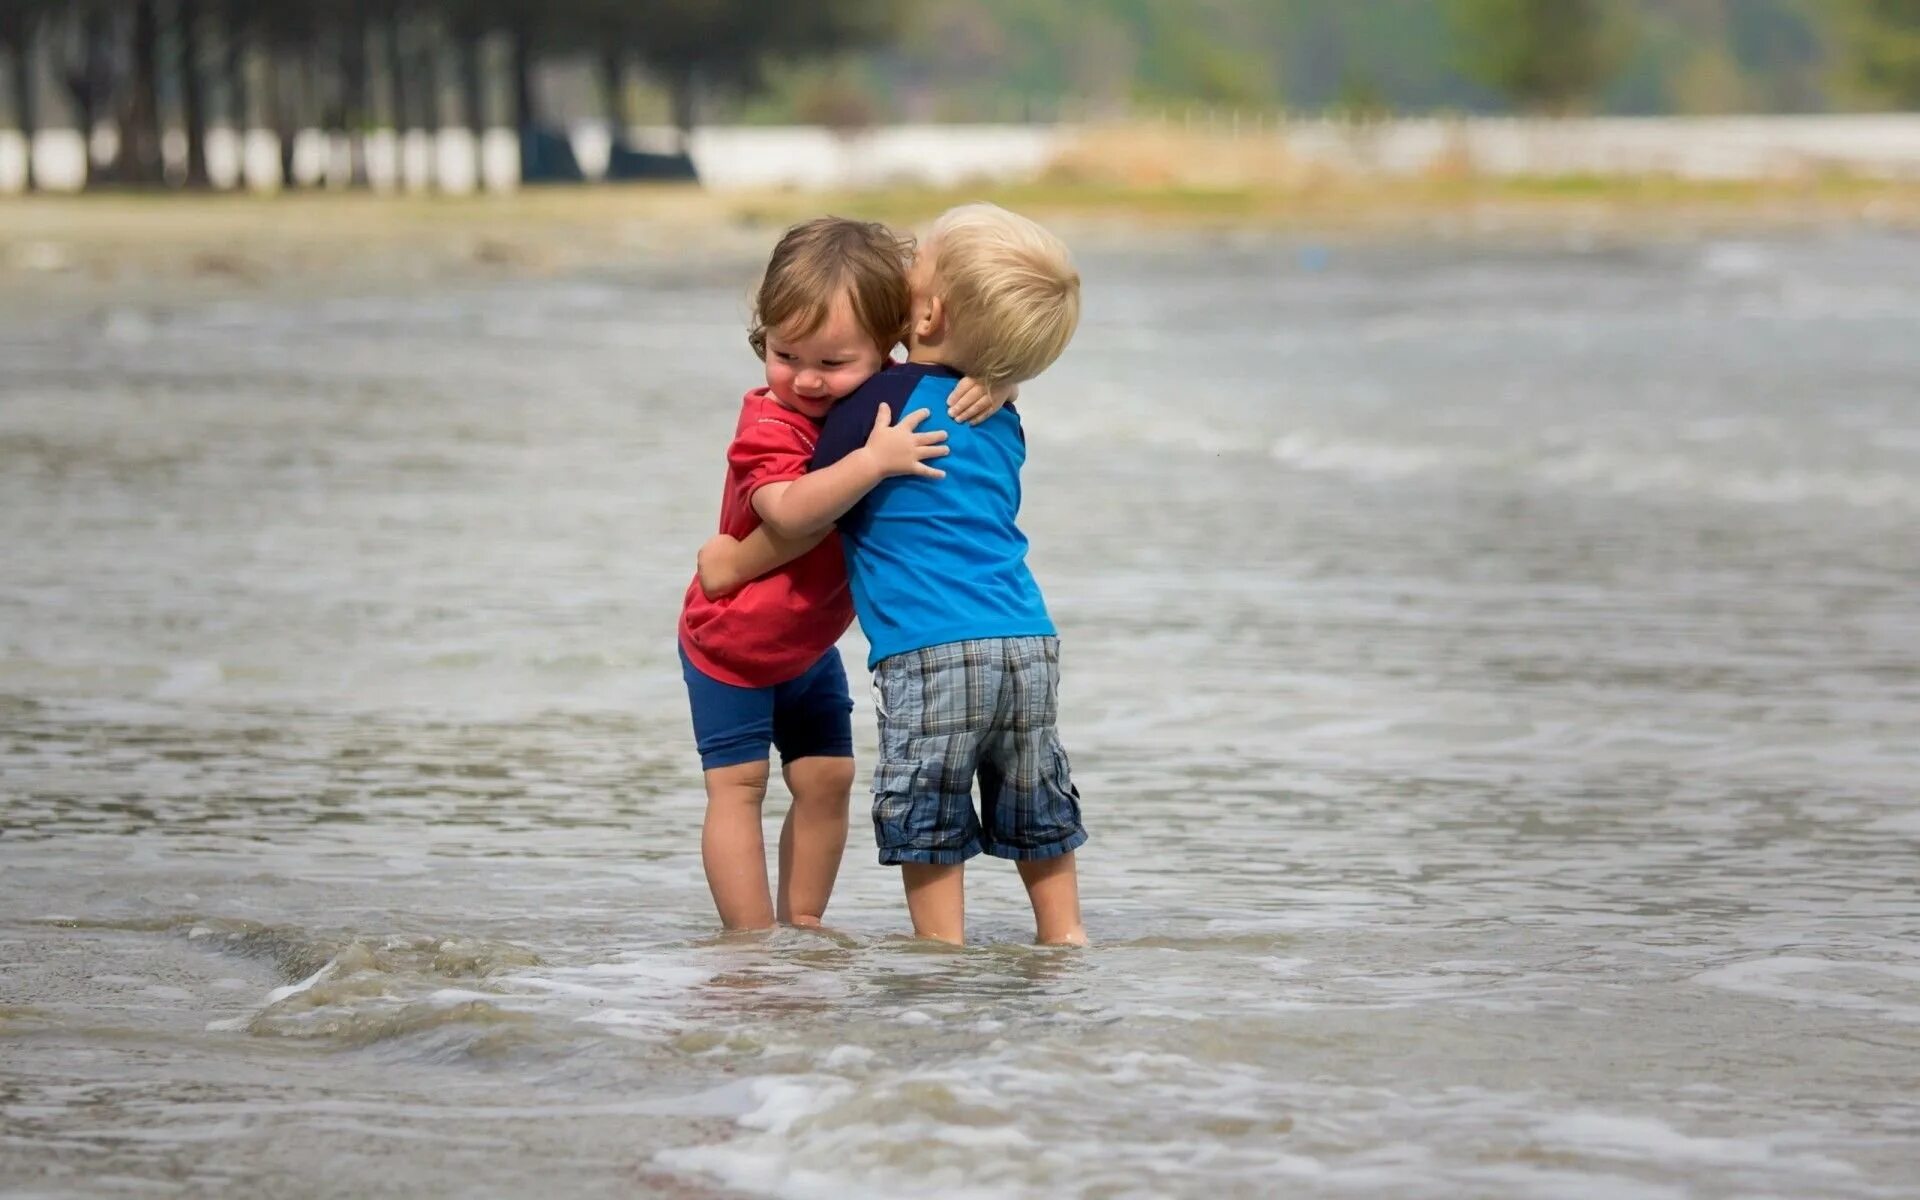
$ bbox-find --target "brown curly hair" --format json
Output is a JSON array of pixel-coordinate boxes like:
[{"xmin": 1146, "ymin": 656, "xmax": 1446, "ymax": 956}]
[{"xmin": 747, "ymin": 217, "xmax": 914, "ymax": 361}]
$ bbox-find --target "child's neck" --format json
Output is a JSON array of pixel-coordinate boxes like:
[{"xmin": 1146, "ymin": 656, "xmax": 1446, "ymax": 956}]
[{"xmin": 904, "ymin": 337, "xmax": 964, "ymax": 371}]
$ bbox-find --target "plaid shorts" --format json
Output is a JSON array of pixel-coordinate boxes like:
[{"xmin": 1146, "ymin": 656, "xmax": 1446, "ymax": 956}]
[{"xmin": 870, "ymin": 636, "xmax": 1087, "ymax": 866}]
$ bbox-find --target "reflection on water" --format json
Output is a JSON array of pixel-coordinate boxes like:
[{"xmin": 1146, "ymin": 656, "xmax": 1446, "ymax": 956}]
[{"xmin": 3, "ymin": 232, "xmax": 1918, "ymax": 1198}]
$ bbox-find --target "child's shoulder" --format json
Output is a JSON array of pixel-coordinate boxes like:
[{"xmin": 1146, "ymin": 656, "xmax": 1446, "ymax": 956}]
[
  {"xmin": 735, "ymin": 386, "xmax": 787, "ymax": 418},
  {"xmin": 842, "ymin": 362, "xmax": 960, "ymax": 418},
  {"xmin": 851, "ymin": 359, "xmax": 928, "ymax": 395},
  {"xmin": 734, "ymin": 387, "xmax": 813, "ymax": 431},
  {"xmin": 730, "ymin": 388, "xmax": 822, "ymax": 454},
  {"xmin": 817, "ymin": 365, "xmax": 913, "ymax": 434}
]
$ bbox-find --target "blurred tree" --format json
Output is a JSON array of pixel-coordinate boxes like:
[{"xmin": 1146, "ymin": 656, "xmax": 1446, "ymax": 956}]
[
  {"xmin": 1614, "ymin": 1, "xmax": 1824, "ymax": 116},
  {"xmin": 58, "ymin": 3, "xmax": 122, "ymax": 172},
  {"xmin": 1672, "ymin": 42, "xmax": 1749, "ymax": 112},
  {"xmin": 1334, "ymin": 69, "xmax": 1392, "ymax": 121},
  {"xmin": 1141, "ymin": 3, "xmax": 1276, "ymax": 106},
  {"xmin": 791, "ymin": 69, "xmax": 879, "ymax": 132},
  {"xmin": 858, "ymin": 0, "xmax": 1838, "ymax": 118},
  {"xmin": 564, "ymin": 0, "xmax": 642, "ymax": 132},
  {"xmin": 500, "ymin": 0, "xmax": 546, "ymax": 132},
  {"xmin": 333, "ymin": 0, "xmax": 378, "ymax": 144},
  {"xmin": 0, "ymin": 0, "xmax": 54, "ymax": 189},
  {"xmin": 442, "ymin": 0, "xmax": 509, "ymax": 135},
  {"xmin": 1279, "ymin": 0, "xmax": 1468, "ymax": 113},
  {"xmin": 382, "ymin": 3, "xmax": 413, "ymax": 138},
  {"xmin": 1830, "ymin": 0, "xmax": 1920, "ymax": 106},
  {"xmin": 281, "ymin": 2, "xmax": 335, "ymax": 183},
  {"xmin": 124, "ymin": 0, "xmax": 165, "ymax": 183},
  {"xmin": 178, "ymin": 0, "xmax": 210, "ymax": 185},
  {"xmin": 1445, "ymin": 0, "xmax": 1635, "ymax": 113},
  {"xmin": 220, "ymin": 0, "xmax": 253, "ymax": 134},
  {"xmin": 627, "ymin": 0, "xmax": 908, "ymax": 148}
]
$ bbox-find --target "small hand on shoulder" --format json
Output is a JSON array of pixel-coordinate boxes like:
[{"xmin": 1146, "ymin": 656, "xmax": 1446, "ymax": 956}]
[
  {"xmin": 861, "ymin": 403, "xmax": 949, "ymax": 479},
  {"xmin": 947, "ymin": 377, "xmax": 1019, "ymax": 426}
]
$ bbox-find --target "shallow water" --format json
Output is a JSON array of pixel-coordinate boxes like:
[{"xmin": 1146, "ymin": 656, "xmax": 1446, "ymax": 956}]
[{"xmin": 3, "ymin": 230, "xmax": 1918, "ymax": 1199}]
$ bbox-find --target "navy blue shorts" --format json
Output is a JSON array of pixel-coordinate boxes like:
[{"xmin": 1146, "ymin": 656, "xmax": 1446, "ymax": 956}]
[{"xmin": 679, "ymin": 643, "xmax": 854, "ymax": 772}]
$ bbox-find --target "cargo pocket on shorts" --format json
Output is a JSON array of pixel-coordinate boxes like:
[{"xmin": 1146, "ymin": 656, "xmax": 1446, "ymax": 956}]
[
  {"xmin": 1041, "ymin": 738, "xmax": 1085, "ymax": 841},
  {"xmin": 871, "ymin": 759, "xmax": 923, "ymax": 852}
]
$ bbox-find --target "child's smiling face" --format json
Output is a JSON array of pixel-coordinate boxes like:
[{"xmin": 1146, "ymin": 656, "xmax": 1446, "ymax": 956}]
[{"xmin": 763, "ymin": 291, "xmax": 886, "ymax": 420}]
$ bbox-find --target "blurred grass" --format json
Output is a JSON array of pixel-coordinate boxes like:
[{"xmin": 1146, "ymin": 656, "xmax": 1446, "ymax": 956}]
[
  {"xmin": 743, "ymin": 174, "xmax": 1920, "ymax": 227},
  {"xmin": 9, "ymin": 172, "xmax": 1917, "ymax": 234}
]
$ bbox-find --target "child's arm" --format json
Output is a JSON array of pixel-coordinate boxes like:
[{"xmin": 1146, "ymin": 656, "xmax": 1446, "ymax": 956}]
[
  {"xmin": 947, "ymin": 378, "xmax": 1020, "ymax": 426},
  {"xmin": 696, "ymin": 527, "xmax": 827, "ymax": 599},
  {"xmin": 752, "ymin": 403, "xmax": 947, "ymax": 539}
]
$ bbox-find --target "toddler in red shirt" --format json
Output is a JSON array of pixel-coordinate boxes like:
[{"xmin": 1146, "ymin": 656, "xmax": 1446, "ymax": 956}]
[{"xmin": 678, "ymin": 218, "xmax": 962, "ymax": 931}]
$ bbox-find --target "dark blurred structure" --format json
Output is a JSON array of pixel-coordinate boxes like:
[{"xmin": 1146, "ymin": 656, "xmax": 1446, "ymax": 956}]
[{"xmin": 0, "ymin": 0, "xmax": 904, "ymax": 191}]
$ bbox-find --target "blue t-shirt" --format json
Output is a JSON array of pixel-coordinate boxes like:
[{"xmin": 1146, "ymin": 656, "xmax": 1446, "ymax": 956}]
[{"xmin": 811, "ymin": 362, "xmax": 1055, "ymax": 667}]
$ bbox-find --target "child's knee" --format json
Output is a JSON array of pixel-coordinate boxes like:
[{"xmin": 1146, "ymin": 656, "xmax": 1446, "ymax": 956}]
[
  {"xmin": 816, "ymin": 758, "xmax": 857, "ymax": 796},
  {"xmin": 705, "ymin": 760, "xmax": 771, "ymax": 803},
  {"xmin": 787, "ymin": 755, "xmax": 855, "ymax": 798}
]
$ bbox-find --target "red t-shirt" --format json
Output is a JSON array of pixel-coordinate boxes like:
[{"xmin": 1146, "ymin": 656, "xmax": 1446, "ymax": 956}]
[{"xmin": 678, "ymin": 389, "xmax": 855, "ymax": 687}]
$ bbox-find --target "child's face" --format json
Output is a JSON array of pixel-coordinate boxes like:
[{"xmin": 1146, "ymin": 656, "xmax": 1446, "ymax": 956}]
[{"xmin": 763, "ymin": 292, "xmax": 885, "ymax": 420}]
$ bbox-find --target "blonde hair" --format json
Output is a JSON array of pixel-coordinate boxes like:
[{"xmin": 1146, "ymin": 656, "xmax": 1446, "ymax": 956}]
[
  {"xmin": 748, "ymin": 217, "xmax": 914, "ymax": 360},
  {"xmin": 923, "ymin": 204, "xmax": 1080, "ymax": 388}
]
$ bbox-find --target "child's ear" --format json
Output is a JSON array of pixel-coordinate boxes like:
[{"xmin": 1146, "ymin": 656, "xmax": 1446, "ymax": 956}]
[{"xmin": 919, "ymin": 295, "xmax": 946, "ymax": 338}]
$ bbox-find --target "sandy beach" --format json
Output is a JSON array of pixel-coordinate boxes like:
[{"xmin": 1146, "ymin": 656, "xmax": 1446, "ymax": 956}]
[{"xmin": 7, "ymin": 175, "xmax": 1920, "ymax": 318}]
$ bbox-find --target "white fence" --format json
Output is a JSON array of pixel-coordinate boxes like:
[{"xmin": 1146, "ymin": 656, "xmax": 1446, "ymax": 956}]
[
  {"xmin": 0, "ymin": 127, "xmax": 521, "ymax": 194},
  {"xmin": 5, "ymin": 115, "xmax": 1920, "ymax": 194}
]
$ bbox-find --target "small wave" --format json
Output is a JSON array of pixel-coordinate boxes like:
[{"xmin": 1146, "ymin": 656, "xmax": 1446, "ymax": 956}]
[
  {"xmin": 654, "ymin": 1072, "xmax": 1018, "ymax": 1200},
  {"xmin": 1269, "ymin": 431, "xmax": 1473, "ymax": 481},
  {"xmin": 1039, "ymin": 406, "xmax": 1920, "ymax": 512},
  {"xmin": 153, "ymin": 660, "xmax": 226, "ymax": 699},
  {"xmin": 509, "ymin": 949, "xmax": 734, "ymax": 1041},
  {"xmin": 1529, "ymin": 448, "xmax": 1920, "ymax": 511},
  {"xmin": 160, "ymin": 916, "xmax": 552, "ymax": 1054},
  {"xmin": 1266, "ymin": 430, "xmax": 1920, "ymax": 510},
  {"xmin": 1692, "ymin": 956, "xmax": 1920, "ymax": 1024},
  {"xmin": 1533, "ymin": 1111, "xmax": 1860, "ymax": 1178},
  {"xmin": 1108, "ymin": 931, "xmax": 1297, "ymax": 954},
  {"xmin": 1697, "ymin": 242, "xmax": 1775, "ymax": 280},
  {"xmin": 1024, "ymin": 413, "xmax": 1240, "ymax": 457}
]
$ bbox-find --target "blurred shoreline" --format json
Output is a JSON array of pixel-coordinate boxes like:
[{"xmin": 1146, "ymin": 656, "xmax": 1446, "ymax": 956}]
[{"xmin": 5, "ymin": 175, "xmax": 1920, "ymax": 317}]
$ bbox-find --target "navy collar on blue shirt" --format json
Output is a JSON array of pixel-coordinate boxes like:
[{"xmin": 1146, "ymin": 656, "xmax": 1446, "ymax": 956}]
[
  {"xmin": 890, "ymin": 361, "xmax": 963, "ymax": 381},
  {"xmin": 889, "ymin": 360, "xmax": 1019, "ymax": 415}
]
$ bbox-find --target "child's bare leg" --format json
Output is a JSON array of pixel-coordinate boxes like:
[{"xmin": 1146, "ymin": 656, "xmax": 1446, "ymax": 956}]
[
  {"xmin": 701, "ymin": 760, "xmax": 775, "ymax": 930},
  {"xmin": 775, "ymin": 755, "xmax": 853, "ymax": 927},
  {"xmin": 1018, "ymin": 852, "xmax": 1087, "ymax": 946},
  {"xmin": 900, "ymin": 863, "xmax": 966, "ymax": 944}
]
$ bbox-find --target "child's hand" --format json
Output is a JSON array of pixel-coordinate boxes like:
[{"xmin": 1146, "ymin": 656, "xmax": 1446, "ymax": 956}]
[
  {"xmin": 949, "ymin": 377, "xmax": 1018, "ymax": 425},
  {"xmin": 862, "ymin": 403, "xmax": 949, "ymax": 479},
  {"xmin": 697, "ymin": 534, "xmax": 743, "ymax": 599}
]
